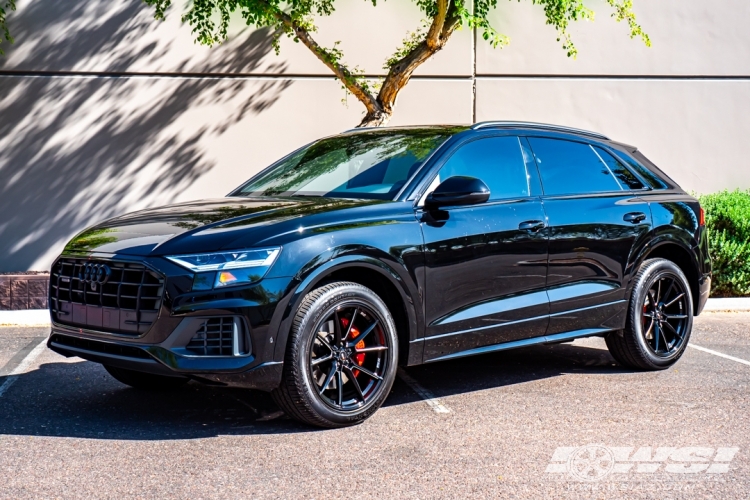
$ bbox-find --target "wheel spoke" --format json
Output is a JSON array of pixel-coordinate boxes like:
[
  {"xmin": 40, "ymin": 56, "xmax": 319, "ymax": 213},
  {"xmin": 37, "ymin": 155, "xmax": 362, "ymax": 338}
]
[
  {"xmin": 316, "ymin": 332, "xmax": 335, "ymax": 353},
  {"xmin": 311, "ymin": 353, "xmax": 333, "ymax": 366},
  {"xmin": 662, "ymin": 320, "xmax": 684, "ymax": 341},
  {"xmin": 343, "ymin": 307, "xmax": 359, "ymax": 341},
  {"xmin": 654, "ymin": 322, "xmax": 660, "ymax": 352},
  {"xmin": 662, "ymin": 279, "xmax": 676, "ymax": 305},
  {"xmin": 351, "ymin": 364, "xmax": 382, "ymax": 381},
  {"xmin": 345, "ymin": 366, "xmax": 365, "ymax": 402},
  {"xmin": 659, "ymin": 324, "xmax": 672, "ymax": 351},
  {"xmin": 336, "ymin": 370, "xmax": 343, "ymax": 407},
  {"xmin": 318, "ymin": 361, "xmax": 338, "ymax": 395},
  {"xmin": 656, "ymin": 278, "xmax": 663, "ymax": 303},
  {"xmin": 333, "ymin": 309, "xmax": 343, "ymax": 345},
  {"xmin": 664, "ymin": 294, "xmax": 685, "ymax": 309},
  {"xmin": 353, "ymin": 345, "xmax": 388, "ymax": 353},
  {"xmin": 348, "ymin": 319, "xmax": 379, "ymax": 347},
  {"xmin": 644, "ymin": 317, "xmax": 655, "ymax": 339},
  {"xmin": 664, "ymin": 314, "xmax": 687, "ymax": 319}
]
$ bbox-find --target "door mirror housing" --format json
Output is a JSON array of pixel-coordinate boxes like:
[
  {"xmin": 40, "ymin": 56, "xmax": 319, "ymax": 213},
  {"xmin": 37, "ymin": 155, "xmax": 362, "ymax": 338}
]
[{"xmin": 424, "ymin": 176, "xmax": 491, "ymax": 208}]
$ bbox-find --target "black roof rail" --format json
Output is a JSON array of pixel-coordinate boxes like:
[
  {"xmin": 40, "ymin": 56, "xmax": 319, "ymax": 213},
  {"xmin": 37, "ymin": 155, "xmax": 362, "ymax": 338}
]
[{"xmin": 471, "ymin": 121, "xmax": 610, "ymax": 140}]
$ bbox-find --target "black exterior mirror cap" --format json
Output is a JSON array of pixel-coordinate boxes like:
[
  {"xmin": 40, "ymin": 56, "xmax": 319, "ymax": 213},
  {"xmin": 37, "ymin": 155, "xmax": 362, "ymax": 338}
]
[{"xmin": 425, "ymin": 176, "xmax": 491, "ymax": 208}]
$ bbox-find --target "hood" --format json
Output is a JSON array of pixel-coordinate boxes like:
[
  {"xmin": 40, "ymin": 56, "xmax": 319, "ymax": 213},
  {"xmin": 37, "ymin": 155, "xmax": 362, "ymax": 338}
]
[{"xmin": 63, "ymin": 197, "xmax": 385, "ymax": 256}]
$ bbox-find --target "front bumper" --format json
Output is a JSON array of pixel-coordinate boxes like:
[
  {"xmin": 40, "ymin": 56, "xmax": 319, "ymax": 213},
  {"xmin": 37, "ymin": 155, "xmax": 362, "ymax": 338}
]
[
  {"xmin": 48, "ymin": 331, "xmax": 283, "ymax": 390},
  {"xmin": 47, "ymin": 253, "xmax": 294, "ymax": 390}
]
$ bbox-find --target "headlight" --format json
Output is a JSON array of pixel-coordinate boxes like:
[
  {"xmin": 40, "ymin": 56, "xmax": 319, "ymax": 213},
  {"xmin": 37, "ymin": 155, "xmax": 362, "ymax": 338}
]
[{"xmin": 167, "ymin": 248, "xmax": 280, "ymax": 289}]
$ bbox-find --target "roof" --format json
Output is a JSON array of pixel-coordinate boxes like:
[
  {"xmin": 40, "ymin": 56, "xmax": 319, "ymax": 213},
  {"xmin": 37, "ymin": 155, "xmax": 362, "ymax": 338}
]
[
  {"xmin": 471, "ymin": 121, "xmax": 610, "ymax": 140},
  {"xmin": 341, "ymin": 122, "xmax": 610, "ymax": 141}
]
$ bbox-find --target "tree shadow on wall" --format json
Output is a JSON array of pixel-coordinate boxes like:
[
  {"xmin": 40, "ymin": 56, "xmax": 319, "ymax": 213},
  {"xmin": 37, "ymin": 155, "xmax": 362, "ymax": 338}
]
[{"xmin": 0, "ymin": 1, "xmax": 292, "ymax": 271}]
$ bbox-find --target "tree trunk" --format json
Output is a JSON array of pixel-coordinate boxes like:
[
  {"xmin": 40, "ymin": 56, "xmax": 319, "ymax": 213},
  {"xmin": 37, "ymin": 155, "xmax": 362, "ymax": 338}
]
[{"xmin": 357, "ymin": 108, "xmax": 392, "ymax": 128}]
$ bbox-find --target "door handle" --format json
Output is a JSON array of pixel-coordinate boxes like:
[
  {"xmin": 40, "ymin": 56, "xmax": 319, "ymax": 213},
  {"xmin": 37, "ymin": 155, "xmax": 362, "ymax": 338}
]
[
  {"xmin": 623, "ymin": 212, "xmax": 647, "ymax": 224},
  {"xmin": 519, "ymin": 220, "xmax": 546, "ymax": 232}
]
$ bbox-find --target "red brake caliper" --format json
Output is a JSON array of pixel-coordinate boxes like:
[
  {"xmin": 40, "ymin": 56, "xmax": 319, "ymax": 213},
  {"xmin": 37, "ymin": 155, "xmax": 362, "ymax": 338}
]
[{"xmin": 341, "ymin": 317, "xmax": 365, "ymax": 377}]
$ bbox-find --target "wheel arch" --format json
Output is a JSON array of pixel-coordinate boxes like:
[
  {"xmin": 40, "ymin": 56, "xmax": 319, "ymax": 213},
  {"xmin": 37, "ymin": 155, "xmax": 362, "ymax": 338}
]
[
  {"xmin": 635, "ymin": 238, "xmax": 701, "ymax": 313},
  {"xmin": 271, "ymin": 255, "xmax": 422, "ymax": 367}
]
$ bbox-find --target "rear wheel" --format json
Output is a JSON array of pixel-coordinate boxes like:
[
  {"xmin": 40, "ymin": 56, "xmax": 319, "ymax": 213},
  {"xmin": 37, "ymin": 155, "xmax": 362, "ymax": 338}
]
[
  {"xmin": 272, "ymin": 281, "xmax": 398, "ymax": 428},
  {"xmin": 104, "ymin": 365, "xmax": 189, "ymax": 390},
  {"xmin": 606, "ymin": 258, "xmax": 693, "ymax": 370}
]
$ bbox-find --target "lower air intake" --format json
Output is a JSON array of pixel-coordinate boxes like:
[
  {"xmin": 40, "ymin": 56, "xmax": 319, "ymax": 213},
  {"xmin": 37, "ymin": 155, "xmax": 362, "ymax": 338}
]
[{"xmin": 186, "ymin": 317, "xmax": 248, "ymax": 356}]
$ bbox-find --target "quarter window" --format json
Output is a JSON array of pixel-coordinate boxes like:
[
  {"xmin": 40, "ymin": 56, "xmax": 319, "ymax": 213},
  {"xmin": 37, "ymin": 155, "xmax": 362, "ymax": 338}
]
[
  {"xmin": 592, "ymin": 146, "xmax": 645, "ymax": 190},
  {"xmin": 434, "ymin": 137, "xmax": 530, "ymax": 201},
  {"xmin": 527, "ymin": 138, "xmax": 623, "ymax": 195}
]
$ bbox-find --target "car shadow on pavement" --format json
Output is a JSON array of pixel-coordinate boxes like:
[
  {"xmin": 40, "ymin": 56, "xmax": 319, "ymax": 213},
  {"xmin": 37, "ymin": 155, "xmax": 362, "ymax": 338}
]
[{"xmin": 0, "ymin": 340, "xmax": 627, "ymax": 440}]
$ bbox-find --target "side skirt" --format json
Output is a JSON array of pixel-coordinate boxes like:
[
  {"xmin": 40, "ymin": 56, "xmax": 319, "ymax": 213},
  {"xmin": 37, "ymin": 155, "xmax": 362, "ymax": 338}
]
[{"xmin": 425, "ymin": 327, "xmax": 612, "ymax": 363}]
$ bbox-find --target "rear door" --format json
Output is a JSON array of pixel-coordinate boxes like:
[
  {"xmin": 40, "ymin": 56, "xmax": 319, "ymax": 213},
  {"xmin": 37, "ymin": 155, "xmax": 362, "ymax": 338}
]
[
  {"xmin": 525, "ymin": 136, "xmax": 652, "ymax": 336},
  {"xmin": 420, "ymin": 135, "xmax": 550, "ymax": 361}
]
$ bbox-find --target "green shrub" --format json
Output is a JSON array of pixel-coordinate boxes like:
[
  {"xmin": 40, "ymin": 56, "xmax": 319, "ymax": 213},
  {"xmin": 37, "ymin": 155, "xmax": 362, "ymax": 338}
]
[{"xmin": 698, "ymin": 189, "xmax": 750, "ymax": 297}]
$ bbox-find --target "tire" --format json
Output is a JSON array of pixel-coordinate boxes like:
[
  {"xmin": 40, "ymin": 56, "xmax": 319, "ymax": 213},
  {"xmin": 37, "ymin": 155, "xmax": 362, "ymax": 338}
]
[
  {"xmin": 104, "ymin": 365, "xmax": 189, "ymax": 390},
  {"xmin": 271, "ymin": 281, "xmax": 399, "ymax": 428},
  {"xmin": 606, "ymin": 258, "xmax": 694, "ymax": 370}
]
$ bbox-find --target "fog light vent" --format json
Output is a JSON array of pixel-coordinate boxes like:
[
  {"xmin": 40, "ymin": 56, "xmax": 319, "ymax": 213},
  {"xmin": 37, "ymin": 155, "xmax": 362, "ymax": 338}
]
[{"xmin": 186, "ymin": 317, "xmax": 248, "ymax": 356}]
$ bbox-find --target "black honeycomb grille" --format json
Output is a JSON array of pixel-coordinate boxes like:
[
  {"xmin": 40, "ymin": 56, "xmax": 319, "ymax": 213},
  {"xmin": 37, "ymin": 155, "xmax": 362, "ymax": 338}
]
[{"xmin": 50, "ymin": 258, "xmax": 164, "ymax": 335}]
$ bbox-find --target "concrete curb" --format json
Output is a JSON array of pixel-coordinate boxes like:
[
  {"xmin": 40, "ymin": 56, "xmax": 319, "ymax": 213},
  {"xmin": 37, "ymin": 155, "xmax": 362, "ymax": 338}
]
[
  {"xmin": 702, "ymin": 298, "xmax": 750, "ymax": 312},
  {"xmin": 2, "ymin": 298, "xmax": 750, "ymax": 327},
  {"xmin": 0, "ymin": 309, "xmax": 52, "ymax": 327}
]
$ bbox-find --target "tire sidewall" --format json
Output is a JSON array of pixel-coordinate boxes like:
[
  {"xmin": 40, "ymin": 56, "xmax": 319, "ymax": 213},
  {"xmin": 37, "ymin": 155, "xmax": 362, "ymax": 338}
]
[
  {"xmin": 630, "ymin": 260, "xmax": 694, "ymax": 368},
  {"xmin": 293, "ymin": 284, "xmax": 399, "ymax": 426}
]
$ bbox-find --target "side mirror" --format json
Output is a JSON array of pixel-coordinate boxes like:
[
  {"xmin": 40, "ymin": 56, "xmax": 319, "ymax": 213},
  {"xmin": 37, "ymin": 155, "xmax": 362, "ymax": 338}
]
[{"xmin": 425, "ymin": 176, "xmax": 490, "ymax": 208}]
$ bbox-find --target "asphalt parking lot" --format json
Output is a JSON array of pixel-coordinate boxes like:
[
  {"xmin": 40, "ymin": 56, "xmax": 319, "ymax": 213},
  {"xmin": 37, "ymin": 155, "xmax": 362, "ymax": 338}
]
[{"xmin": 1, "ymin": 313, "xmax": 748, "ymax": 499}]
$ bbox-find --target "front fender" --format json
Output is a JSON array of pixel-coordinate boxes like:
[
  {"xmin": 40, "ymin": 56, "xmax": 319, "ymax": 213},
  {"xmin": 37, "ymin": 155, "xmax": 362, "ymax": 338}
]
[{"xmin": 268, "ymin": 253, "xmax": 423, "ymax": 365}]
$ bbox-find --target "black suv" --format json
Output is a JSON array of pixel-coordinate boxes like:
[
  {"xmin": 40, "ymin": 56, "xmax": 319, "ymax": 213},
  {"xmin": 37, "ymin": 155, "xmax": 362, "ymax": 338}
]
[{"xmin": 48, "ymin": 122, "xmax": 711, "ymax": 428}]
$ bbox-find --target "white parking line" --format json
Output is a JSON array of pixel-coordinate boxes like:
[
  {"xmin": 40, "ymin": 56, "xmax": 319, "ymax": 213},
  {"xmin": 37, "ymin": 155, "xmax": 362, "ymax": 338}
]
[
  {"xmin": 397, "ymin": 368, "xmax": 451, "ymax": 414},
  {"xmin": 0, "ymin": 337, "xmax": 48, "ymax": 398},
  {"xmin": 688, "ymin": 344, "xmax": 750, "ymax": 367}
]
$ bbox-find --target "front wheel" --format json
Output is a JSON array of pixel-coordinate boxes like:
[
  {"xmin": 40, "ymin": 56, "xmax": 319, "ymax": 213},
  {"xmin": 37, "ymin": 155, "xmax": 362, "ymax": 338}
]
[
  {"xmin": 272, "ymin": 281, "xmax": 399, "ymax": 428},
  {"xmin": 606, "ymin": 258, "xmax": 694, "ymax": 370}
]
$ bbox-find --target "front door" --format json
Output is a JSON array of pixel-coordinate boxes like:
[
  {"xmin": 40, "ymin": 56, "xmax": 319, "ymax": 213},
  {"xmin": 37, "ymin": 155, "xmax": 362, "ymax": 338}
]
[{"xmin": 420, "ymin": 135, "xmax": 550, "ymax": 362}]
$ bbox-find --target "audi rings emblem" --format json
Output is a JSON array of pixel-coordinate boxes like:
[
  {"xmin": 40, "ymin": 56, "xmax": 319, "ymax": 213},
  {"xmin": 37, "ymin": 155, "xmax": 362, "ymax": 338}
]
[{"xmin": 80, "ymin": 263, "xmax": 111, "ymax": 288}]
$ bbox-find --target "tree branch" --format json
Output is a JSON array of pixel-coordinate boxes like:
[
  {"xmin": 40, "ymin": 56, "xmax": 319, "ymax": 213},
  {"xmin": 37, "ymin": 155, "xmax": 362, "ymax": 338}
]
[
  {"xmin": 269, "ymin": 6, "xmax": 380, "ymax": 115},
  {"xmin": 424, "ymin": 0, "xmax": 449, "ymax": 50},
  {"xmin": 377, "ymin": 1, "xmax": 458, "ymax": 117}
]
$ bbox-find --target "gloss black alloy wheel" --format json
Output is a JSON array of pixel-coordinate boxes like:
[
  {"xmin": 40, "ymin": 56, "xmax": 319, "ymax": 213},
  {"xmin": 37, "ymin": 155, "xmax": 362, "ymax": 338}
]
[
  {"xmin": 310, "ymin": 304, "xmax": 389, "ymax": 411},
  {"xmin": 641, "ymin": 272, "xmax": 689, "ymax": 357},
  {"xmin": 605, "ymin": 258, "xmax": 694, "ymax": 371},
  {"xmin": 272, "ymin": 281, "xmax": 398, "ymax": 428}
]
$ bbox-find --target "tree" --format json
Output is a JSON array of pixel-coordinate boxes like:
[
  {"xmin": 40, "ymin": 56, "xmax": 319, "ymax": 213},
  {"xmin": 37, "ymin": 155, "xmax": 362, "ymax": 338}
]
[
  {"xmin": 144, "ymin": 0, "xmax": 650, "ymax": 127},
  {"xmin": 0, "ymin": 0, "xmax": 15, "ymax": 56}
]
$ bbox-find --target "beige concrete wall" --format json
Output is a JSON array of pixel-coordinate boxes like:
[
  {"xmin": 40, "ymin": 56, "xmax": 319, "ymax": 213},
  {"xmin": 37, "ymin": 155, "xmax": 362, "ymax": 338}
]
[
  {"xmin": 476, "ymin": 78, "xmax": 750, "ymax": 193},
  {"xmin": 0, "ymin": 0, "xmax": 749, "ymax": 271},
  {"xmin": 0, "ymin": 72, "xmax": 471, "ymax": 271}
]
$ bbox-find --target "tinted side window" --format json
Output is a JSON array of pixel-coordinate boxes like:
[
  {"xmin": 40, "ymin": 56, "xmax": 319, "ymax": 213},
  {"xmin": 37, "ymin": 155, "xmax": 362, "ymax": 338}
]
[
  {"xmin": 528, "ymin": 138, "xmax": 622, "ymax": 195},
  {"xmin": 629, "ymin": 150, "xmax": 671, "ymax": 189},
  {"xmin": 593, "ymin": 146, "xmax": 645, "ymax": 190},
  {"xmin": 435, "ymin": 137, "xmax": 529, "ymax": 200}
]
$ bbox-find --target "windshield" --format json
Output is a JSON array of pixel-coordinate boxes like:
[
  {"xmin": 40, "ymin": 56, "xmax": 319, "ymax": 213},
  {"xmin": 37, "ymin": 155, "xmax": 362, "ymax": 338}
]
[{"xmin": 234, "ymin": 129, "xmax": 458, "ymax": 200}]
